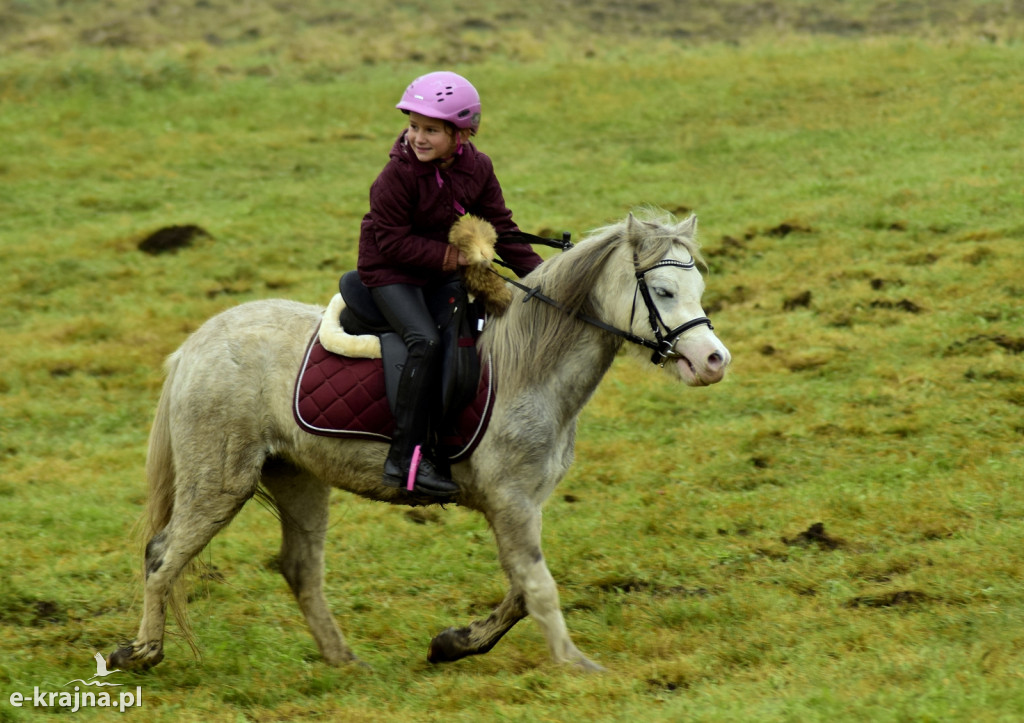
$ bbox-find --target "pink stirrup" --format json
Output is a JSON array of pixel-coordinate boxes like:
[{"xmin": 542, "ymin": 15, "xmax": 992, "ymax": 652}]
[{"xmin": 396, "ymin": 71, "xmax": 482, "ymax": 135}]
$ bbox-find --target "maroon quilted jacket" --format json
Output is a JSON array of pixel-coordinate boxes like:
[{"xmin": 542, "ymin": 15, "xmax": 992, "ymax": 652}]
[{"xmin": 357, "ymin": 131, "xmax": 543, "ymax": 288}]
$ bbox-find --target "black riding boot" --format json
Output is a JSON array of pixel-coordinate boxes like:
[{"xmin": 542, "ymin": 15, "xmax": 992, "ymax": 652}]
[
  {"xmin": 382, "ymin": 450, "xmax": 456, "ymax": 497},
  {"xmin": 381, "ymin": 341, "xmax": 458, "ymax": 498}
]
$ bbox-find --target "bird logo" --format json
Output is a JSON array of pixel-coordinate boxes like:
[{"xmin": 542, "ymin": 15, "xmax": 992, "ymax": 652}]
[{"xmin": 64, "ymin": 653, "xmax": 125, "ymax": 687}]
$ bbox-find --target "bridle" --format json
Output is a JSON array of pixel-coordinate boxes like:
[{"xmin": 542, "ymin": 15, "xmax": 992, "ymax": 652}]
[
  {"xmin": 630, "ymin": 253, "xmax": 715, "ymax": 365},
  {"xmin": 492, "ymin": 232, "xmax": 714, "ymax": 367}
]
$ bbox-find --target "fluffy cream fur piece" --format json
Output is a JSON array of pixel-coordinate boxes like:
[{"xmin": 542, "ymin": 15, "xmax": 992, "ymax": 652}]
[
  {"xmin": 318, "ymin": 294, "xmax": 382, "ymax": 359},
  {"xmin": 449, "ymin": 215, "xmax": 513, "ymax": 316}
]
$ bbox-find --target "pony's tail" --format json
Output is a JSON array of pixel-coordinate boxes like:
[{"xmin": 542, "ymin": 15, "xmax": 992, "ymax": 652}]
[{"xmin": 139, "ymin": 349, "xmax": 199, "ymax": 657}]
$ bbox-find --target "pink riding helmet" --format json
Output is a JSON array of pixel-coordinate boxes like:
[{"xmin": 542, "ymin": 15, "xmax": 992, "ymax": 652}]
[{"xmin": 396, "ymin": 71, "xmax": 482, "ymax": 135}]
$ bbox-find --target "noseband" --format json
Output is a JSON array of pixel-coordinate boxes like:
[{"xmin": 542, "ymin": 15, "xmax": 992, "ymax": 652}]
[{"xmin": 491, "ymin": 234, "xmax": 714, "ymax": 367}]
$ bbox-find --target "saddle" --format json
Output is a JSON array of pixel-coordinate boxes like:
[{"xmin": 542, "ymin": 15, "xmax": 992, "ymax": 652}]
[
  {"xmin": 292, "ymin": 272, "xmax": 495, "ymax": 462},
  {"xmin": 336, "ymin": 271, "xmax": 483, "ymax": 422}
]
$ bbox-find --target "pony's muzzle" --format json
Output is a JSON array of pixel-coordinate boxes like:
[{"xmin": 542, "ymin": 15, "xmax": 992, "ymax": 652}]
[{"xmin": 674, "ymin": 340, "xmax": 730, "ymax": 386}]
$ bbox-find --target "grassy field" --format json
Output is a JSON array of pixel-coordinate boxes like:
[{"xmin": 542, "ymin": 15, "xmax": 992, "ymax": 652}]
[{"xmin": 1, "ymin": 1, "xmax": 1023, "ymax": 721}]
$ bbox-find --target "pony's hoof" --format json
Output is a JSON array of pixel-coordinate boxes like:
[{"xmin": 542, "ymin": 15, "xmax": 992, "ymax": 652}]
[
  {"xmin": 321, "ymin": 649, "xmax": 370, "ymax": 670},
  {"xmin": 427, "ymin": 626, "xmax": 472, "ymax": 664},
  {"xmin": 108, "ymin": 645, "xmax": 163, "ymax": 671},
  {"xmin": 574, "ymin": 657, "xmax": 606, "ymax": 673}
]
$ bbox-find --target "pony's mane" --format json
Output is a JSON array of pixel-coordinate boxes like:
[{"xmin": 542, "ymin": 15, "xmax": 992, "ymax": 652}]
[{"xmin": 481, "ymin": 209, "xmax": 702, "ymax": 384}]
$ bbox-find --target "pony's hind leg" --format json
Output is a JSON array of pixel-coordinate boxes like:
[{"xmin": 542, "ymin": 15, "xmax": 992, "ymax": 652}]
[
  {"xmin": 261, "ymin": 460, "xmax": 360, "ymax": 666},
  {"xmin": 109, "ymin": 477, "xmax": 257, "ymax": 670}
]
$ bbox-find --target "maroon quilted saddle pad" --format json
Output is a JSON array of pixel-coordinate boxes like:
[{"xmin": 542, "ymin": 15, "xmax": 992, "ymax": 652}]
[{"xmin": 292, "ymin": 333, "xmax": 495, "ymax": 462}]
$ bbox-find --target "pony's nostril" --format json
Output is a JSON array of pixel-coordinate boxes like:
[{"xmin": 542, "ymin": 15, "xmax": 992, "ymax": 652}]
[{"xmin": 707, "ymin": 351, "xmax": 723, "ymax": 369}]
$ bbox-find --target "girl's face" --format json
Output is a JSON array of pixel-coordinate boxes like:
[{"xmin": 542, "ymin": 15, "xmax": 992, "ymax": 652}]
[{"xmin": 406, "ymin": 112, "xmax": 458, "ymax": 163}]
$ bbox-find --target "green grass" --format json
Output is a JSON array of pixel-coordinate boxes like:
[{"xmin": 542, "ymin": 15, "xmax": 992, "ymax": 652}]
[{"xmin": 2, "ymin": 2, "xmax": 1024, "ymax": 721}]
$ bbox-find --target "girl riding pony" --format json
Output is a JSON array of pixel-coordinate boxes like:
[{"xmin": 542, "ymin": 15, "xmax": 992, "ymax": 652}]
[{"xmin": 357, "ymin": 71, "xmax": 543, "ymax": 497}]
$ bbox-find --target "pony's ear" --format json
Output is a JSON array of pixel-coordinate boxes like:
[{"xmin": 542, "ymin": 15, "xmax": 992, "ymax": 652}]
[
  {"xmin": 624, "ymin": 212, "xmax": 644, "ymax": 248},
  {"xmin": 676, "ymin": 214, "xmax": 698, "ymax": 237}
]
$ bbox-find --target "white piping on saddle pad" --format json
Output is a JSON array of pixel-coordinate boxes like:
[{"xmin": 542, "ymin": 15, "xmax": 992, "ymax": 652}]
[{"xmin": 318, "ymin": 293, "xmax": 383, "ymax": 359}]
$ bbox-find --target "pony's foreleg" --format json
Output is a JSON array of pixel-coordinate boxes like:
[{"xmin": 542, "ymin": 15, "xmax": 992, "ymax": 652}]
[
  {"xmin": 427, "ymin": 589, "xmax": 527, "ymax": 663},
  {"xmin": 261, "ymin": 466, "xmax": 360, "ymax": 667},
  {"xmin": 507, "ymin": 538, "xmax": 604, "ymax": 672},
  {"xmin": 430, "ymin": 504, "xmax": 604, "ymax": 671}
]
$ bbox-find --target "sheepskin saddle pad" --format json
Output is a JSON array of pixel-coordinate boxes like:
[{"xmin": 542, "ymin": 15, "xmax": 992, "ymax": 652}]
[{"xmin": 292, "ymin": 294, "xmax": 495, "ymax": 463}]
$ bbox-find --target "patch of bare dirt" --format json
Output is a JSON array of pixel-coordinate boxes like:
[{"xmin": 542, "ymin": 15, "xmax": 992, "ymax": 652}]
[
  {"xmin": 782, "ymin": 522, "xmax": 845, "ymax": 550},
  {"xmin": 845, "ymin": 589, "xmax": 931, "ymax": 608},
  {"xmin": 0, "ymin": 595, "xmax": 67, "ymax": 627},
  {"xmin": 138, "ymin": 224, "xmax": 210, "ymax": 255},
  {"xmin": 945, "ymin": 334, "xmax": 1024, "ymax": 356}
]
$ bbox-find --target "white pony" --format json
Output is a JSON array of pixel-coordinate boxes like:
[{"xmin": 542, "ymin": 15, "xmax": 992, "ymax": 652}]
[{"xmin": 109, "ymin": 210, "xmax": 730, "ymax": 672}]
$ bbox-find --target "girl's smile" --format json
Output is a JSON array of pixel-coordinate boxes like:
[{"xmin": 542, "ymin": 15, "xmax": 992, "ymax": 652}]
[{"xmin": 406, "ymin": 111, "xmax": 457, "ymax": 163}]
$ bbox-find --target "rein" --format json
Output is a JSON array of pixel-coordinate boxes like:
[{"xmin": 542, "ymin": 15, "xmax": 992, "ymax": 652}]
[{"xmin": 492, "ymin": 233, "xmax": 714, "ymax": 366}]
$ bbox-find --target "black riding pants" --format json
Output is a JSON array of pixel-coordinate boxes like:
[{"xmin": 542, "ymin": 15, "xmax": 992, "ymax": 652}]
[{"xmin": 370, "ymin": 283, "xmax": 445, "ymax": 456}]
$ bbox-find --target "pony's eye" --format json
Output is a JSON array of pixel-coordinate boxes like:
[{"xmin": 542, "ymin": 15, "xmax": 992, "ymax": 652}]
[{"xmin": 653, "ymin": 287, "xmax": 674, "ymax": 299}]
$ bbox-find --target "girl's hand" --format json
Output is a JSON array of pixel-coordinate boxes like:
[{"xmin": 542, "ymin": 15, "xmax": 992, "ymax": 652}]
[{"xmin": 457, "ymin": 250, "xmax": 470, "ymax": 266}]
